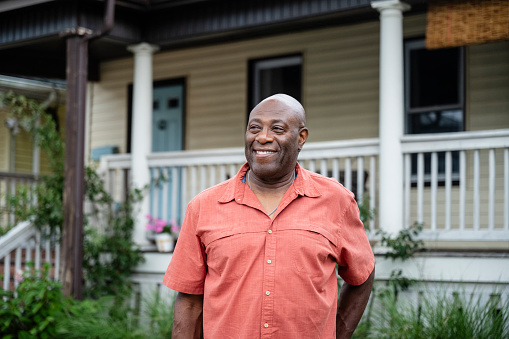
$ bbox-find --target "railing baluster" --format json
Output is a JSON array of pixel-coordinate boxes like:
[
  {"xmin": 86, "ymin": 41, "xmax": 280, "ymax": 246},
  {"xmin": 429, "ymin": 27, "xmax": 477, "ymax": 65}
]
[
  {"xmin": 505, "ymin": 148, "xmax": 509, "ymax": 231},
  {"xmin": 431, "ymin": 152, "xmax": 438, "ymax": 231},
  {"xmin": 35, "ymin": 231, "xmax": 41, "ymax": 270},
  {"xmin": 488, "ymin": 149, "xmax": 495, "ymax": 230},
  {"xmin": 344, "ymin": 158, "xmax": 351, "ymax": 190},
  {"xmin": 473, "ymin": 150, "xmax": 480, "ymax": 230},
  {"xmin": 219, "ymin": 165, "xmax": 226, "ymax": 182},
  {"xmin": 404, "ymin": 153, "xmax": 411, "ymax": 228},
  {"xmin": 308, "ymin": 159, "xmax": 316, "ymax": 173},
  {"xmin": 181, "ymin": 167, "xmax": 188, "ymax": 221},
  {"xmin": 14, "ymin": 248, "xmax": 21, "ymax": 289},
  {"xmin": 209, "ymin": 165, "xmax": 216, "ymax": 187},
  {"xmin": 25, "ymin": 238, "xmax": 32, "ymax": 270},
  {"xmin": 163, "ymin": 167, "xmax": 170, "ymax": 221},
  {"xmin": 445, "ymin": 151, "xmax": 452, "ymax": 230},
  {"xmin": 200, "ymin": 166, "xmax": 206, "ymax": 192},
  {"xmin": 332, "ymin": 158, "xmax": 339, "ymax": 182},
  {"xmin": 320, "ymin": 159, "xmax": 327, "ymax": 177},
  {"xmin": 459, "ymin": 151, "xmax": 466, "ymax": 230},
  {"xmin": 3, "ymin": 252, "xmax": 11, "ymax": 290},
  {"xmin": 157, "ymin": 167, "xmax": 164, "ymax": 219},
  {"xmin": 357, "ymin": 156, "xmax": 364, "ymax": 203},
  {"xmin": 369, "ymin": 156, "xmax": 376, "ymax": 232},
  {"xmin": 229, "ymin": 164, "xmax": 237, "ymax": 180},
  {"xmin": 417, "ymin": 152, "xmax": 424, "ymax": 225},
  {"xmin": 172, "ymin": 166, "xmax": 178, "ymax": 222},
  {"xmin": 191, "ymin": 166, "xmax": 197, "ymax": 197}
]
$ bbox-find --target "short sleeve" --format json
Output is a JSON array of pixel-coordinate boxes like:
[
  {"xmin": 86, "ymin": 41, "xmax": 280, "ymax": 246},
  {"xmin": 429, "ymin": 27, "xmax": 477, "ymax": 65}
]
[
  {"xmin": 336, "ymin": 198, "xmax": 375, "ymax": 286},
  {"xmin": 162, "ymin": 199, "xmax": 207, "ymax": 294}
]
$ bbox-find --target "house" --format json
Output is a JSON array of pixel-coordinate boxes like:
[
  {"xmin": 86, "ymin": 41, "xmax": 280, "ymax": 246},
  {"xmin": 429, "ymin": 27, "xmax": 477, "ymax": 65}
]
[{"xmin": 1, "ymin": 0, "xmax": 508, "ymax": 305}]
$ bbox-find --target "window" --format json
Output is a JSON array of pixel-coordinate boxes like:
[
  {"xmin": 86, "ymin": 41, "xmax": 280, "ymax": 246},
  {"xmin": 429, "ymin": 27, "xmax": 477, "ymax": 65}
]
[
  {"xmin": 404, "ymin": 39, "xmax": 465, "ymax": 182},
  {"xmin": 248, "ymin": 54, "xmax": 302, "ymax": 112}
]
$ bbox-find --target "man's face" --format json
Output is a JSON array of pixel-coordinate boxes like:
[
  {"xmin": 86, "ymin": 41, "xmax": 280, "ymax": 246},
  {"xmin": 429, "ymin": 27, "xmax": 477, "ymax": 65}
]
[{"xmin": 245, "ymin": 98, "xmax": 308, "ymax": 182}]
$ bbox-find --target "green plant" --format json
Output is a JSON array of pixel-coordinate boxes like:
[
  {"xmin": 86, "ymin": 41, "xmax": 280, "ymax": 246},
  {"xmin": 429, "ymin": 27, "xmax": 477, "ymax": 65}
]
[
  {"xmin": 1, "ymin": 92, "xmax": 144, "ymax": 300},
  {"xmin": 82, "ymin": 168, "xmax": 145, "ymax": 299},
  {"xmin": 357, "ymin": 195, "xmax": 376, "ymax": 230},
  {"xmin": 0, "ymin": 263, "xmax": 69, "ymax": 338},
  {"xmin": 378, "ymin": 222, "xmax": 425, "ymax": 261},
  {"xmin": 354, "ymin": 288, "xmax": 509, "ymax": 339}
]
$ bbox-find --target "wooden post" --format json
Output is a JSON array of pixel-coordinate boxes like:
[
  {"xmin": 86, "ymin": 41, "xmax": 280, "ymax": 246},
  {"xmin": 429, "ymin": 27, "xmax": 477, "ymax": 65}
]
[{"xmin": 61, "ymin": 33, "xmax": 88, "ymax": 299}]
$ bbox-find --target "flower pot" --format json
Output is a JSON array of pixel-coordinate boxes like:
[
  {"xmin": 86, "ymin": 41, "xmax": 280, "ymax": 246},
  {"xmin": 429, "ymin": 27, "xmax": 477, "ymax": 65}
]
[{"xmin": 155, "ymin": 233, "xmax": 174, "ymax": 253}]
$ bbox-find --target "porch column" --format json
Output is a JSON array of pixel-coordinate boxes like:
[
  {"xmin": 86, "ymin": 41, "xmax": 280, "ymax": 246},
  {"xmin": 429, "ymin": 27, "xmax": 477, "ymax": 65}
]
[
  {"xmin": 372, "ymin": 0, "xmax": 410, "ymax": 235},
  {"xmin": 127, "ymin": 42, "xmax": 159, "ymax": 248}
]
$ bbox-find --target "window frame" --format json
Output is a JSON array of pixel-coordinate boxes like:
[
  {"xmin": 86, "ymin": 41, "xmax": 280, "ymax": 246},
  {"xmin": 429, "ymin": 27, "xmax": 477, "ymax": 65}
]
[{"xmin": 247, "ymin": 53, "xmax": 303, "ymax": 116}]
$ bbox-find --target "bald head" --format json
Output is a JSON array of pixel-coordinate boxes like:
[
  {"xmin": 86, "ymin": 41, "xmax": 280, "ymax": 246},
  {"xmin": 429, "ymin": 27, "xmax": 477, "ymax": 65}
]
[{"xmin": 252, "ymin": 94, "xmax": 306, "ymax": 128}]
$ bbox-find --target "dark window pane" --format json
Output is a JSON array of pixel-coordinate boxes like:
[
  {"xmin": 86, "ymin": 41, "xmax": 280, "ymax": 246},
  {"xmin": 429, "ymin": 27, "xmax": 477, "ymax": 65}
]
[
  {"xmin": 409, "ymin": 48, "xmax": 460, "ymax": 108},
  {"xmin": 259, "ymin": 65, "xmax": 301, "ymax": 102},
  {"xmin": 168, "ymin": 98, "xmax": 179, "ymax": 108},
  {"xmin": 407, "ymin": 110, "xmax": 463, "ymax": 134},
  {"xmin": 153, "ymin": 100, "xmax": 159, "ymax": 110}
]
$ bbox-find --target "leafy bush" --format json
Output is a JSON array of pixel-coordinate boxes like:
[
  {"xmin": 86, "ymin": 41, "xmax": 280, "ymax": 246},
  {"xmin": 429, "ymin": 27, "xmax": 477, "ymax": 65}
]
[{"xmin": 0, "ymin": 264, "xmax": 68, "ymax": 338}]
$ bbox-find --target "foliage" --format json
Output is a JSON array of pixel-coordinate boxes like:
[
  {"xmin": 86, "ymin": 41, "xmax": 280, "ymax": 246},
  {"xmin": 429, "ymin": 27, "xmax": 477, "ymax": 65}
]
[
  {"xmin": 0, "ymin": 91, "xmax": 64, "ymax": 235},
  {"xmin": 0, "ymin": 264, "xmax": 69, "ymax": 338},
  {"xmin": 82, "ymin": 168, "xmax": 145, "ymax": 299},
  {"xmin": 377, "ymin": 222, "xmax": 425, "ymax": 262},
  {"xmin": 357, "ymin": 195, "xmax": 376, "ymax": 230},
  {"xmin": 353, "ymin": 288, "xmax": 509, "ymax": 339},
  {"xmin": 1, "ymin": 92, "xmax": 144, "ymax": 299},
  {"xmin": 57, "ymin": 291, "xmax": 175, "ymax": 338}
]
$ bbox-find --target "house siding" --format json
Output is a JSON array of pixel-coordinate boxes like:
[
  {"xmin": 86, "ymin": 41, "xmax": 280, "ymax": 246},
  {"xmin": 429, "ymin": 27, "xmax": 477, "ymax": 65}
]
[
  {"xmin": 90, "ymin": 13, "xmax": 508, "ymax": 155},
  {"xmin": 0, "ymin": 109, "xmax": 9, "ymax": 171}
]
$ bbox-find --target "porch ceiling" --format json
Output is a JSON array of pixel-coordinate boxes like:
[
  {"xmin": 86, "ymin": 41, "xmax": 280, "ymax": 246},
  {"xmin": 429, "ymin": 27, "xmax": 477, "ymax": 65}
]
[{"xmin": 0, "ymin": 0, "xmax": 427, "ymax": 81}]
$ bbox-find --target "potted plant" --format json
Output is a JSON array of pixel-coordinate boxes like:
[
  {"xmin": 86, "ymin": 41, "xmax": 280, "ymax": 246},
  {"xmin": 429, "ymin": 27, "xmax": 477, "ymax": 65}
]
[{"xmin": 145, "ymin": 215, "xmax": 181, "ymax": 252}]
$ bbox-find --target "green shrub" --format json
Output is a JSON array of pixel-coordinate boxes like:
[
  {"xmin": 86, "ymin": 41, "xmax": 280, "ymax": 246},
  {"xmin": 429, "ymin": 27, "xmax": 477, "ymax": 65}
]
[
  {"xmin": 0, "ymin": 264, "xmax": 68, "ymax": 339},
  {"xmin": 354, "ymin": 288, "xmax": 509, "ymax": 339}
]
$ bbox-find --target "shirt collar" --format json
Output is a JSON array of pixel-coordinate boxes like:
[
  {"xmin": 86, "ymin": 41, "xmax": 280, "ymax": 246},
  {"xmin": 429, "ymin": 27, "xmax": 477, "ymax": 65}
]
[{"xmin": 218, "ymin": 162, "xmax": 321, "ymax": 204}]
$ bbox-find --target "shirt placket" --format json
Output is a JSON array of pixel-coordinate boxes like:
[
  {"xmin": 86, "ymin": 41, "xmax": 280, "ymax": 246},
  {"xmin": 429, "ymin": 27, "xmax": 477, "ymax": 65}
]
[{"xmin": 261, "ymin": 218, "xmax": 276, "ymax": 338}]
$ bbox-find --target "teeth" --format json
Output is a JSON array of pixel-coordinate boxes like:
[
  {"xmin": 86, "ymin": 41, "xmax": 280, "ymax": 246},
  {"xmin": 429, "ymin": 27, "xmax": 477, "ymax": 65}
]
[{"xmin": 257, "ymin": 151, "xmax": 275, "ymax": 154}]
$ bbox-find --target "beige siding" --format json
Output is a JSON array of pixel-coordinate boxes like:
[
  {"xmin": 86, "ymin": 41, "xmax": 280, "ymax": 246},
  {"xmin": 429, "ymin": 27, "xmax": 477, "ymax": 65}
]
[
  {"xmin": 0, "ymin": 109, "xmax": 10, "ymax": 171},
  {"xmin": 468, "ymin": 41, "xmax": 509, "ymax": 131}
]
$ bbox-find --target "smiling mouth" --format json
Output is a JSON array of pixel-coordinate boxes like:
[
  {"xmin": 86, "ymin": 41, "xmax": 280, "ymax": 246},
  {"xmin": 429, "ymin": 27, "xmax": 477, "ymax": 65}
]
[{"xmin": 256, "ymin": 150, "xmax": 276, "ymax": 155}]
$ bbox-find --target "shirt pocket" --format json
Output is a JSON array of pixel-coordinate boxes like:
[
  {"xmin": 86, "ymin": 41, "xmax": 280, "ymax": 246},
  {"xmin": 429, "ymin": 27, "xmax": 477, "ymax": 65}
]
[
  {"xmin": 287, "ymin": 224, "xmax": 338, "ymax": 278},
  {"xmin": 204, "ymin": 230, "xmax": 249, "ymax": 281}
]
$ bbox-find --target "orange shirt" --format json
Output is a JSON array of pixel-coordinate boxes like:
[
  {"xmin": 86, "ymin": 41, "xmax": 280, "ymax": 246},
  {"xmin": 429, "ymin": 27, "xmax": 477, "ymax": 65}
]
[{"xmin": 163, "ymin": 163, "xmax": 374, "ymax": 339}]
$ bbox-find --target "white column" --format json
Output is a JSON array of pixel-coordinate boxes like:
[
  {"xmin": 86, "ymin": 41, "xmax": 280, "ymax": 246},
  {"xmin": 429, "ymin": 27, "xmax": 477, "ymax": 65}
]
[
  {"xmin": 127, "ymin": 42, "xmax": 159, "ymax": 248},
  {"xmin": 372, "ymin": 0, "xmax": 410, "ymax": 235}
]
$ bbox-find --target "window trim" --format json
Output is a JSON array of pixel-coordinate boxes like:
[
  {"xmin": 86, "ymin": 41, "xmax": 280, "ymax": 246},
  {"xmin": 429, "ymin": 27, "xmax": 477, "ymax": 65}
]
[{"xmin": 404, "ymin": 38, "xmax": 466, "ymax": 134}]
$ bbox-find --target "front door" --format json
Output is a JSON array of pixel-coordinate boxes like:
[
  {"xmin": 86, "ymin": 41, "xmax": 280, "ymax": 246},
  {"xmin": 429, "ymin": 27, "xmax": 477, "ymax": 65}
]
[{"xmin": 152, "ymin": 84, "xmax": 184, "ymax": 152}]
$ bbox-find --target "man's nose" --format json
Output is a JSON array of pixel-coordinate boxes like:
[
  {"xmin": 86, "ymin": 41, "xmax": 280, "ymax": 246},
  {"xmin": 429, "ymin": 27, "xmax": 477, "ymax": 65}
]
[{"xmin": 256, "ymin": 128, "xmax": 274, "ymax": 143}]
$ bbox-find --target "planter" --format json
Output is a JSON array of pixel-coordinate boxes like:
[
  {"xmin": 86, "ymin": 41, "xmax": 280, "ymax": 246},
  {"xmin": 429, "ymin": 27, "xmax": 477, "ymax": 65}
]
[{"xmin": 154, "ymin": 233, "xmax": 174, "ymax": 253}]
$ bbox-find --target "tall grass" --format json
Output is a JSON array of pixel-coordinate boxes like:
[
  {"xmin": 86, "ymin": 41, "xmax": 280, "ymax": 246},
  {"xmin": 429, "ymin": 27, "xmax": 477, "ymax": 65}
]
[
  {"xmin": 56, "ymin": 292, "xmax": 175, "ymax": 338},
  {"xmin": 354, "ymin": 288, "xmax": 509, "ymax": 339}
]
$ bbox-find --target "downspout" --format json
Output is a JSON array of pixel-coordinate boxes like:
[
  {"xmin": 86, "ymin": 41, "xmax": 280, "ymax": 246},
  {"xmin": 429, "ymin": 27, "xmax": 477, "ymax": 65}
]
[{"xmin": 59, "ymin": 0, "xmax": 115, "ymax": 299}]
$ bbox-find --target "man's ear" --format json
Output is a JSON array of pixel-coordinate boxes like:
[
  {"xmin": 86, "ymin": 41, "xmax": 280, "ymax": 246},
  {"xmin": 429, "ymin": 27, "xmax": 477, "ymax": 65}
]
[{"xmin": 298, "ymin": 127, "xmax": 309, "ymax": 150}]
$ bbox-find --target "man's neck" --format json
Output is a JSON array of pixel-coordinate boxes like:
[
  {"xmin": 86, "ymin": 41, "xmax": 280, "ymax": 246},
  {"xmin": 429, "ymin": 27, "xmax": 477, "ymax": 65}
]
[{"xmin": 247, "ymin": 169, "xmax": 295, "ymax": 196}]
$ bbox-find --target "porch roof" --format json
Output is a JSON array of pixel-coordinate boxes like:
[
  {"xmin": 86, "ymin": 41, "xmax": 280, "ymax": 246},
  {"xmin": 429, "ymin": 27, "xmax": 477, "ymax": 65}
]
[{"xmin": 0, "ymin": 0, "xmax": 427, "ymax": 81}]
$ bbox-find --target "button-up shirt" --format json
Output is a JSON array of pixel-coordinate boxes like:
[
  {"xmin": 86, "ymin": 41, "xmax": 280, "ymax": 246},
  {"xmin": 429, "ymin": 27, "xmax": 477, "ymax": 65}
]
[{"xmin": 163, "ymin": 162, "xmax": 374, "ymax": 338}]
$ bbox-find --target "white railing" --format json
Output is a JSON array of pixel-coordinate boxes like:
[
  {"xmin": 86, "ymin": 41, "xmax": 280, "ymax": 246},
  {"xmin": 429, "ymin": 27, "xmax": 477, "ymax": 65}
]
[
  {"xmin": 402, "ymin": 129, "xmax": 509, "ymax": 241},
  {"xmin": 99, "ymin": 130, "xmax": 509, "ymax": 243},
  {"xmin": 0, "ymin": 221, "xmax": 60, "ymax": 291},
  {"xmin": 100, "ymin": 139, "xmax": 380, "ymax": 231}
]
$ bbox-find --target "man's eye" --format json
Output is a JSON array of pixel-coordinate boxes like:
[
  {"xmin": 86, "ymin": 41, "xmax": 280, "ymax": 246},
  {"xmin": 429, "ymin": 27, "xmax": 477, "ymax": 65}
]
[
  {"xmin": 272, "ymin": 126, "xmax": 284, "ymax": 132},
  {"xmin": 249, "ymin": 125, "xmax": 261, "ymax": 131}
]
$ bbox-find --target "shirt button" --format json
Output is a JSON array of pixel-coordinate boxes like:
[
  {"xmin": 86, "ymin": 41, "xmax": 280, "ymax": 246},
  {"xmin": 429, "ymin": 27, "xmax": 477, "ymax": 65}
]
[
  {"xmin": 267, "ymin": 260, "xmax": 272, "ymax": 264},
  {"xmin": 266, "ymin": 291, "xmax": 270, "ymax": 295},
  {"xmin": 268, "ymin": 230, "xmax": 272, "ymax": 234},
  {"xmin": 264, "ymin": 323, "xmax": 269, "ymax": 328}
]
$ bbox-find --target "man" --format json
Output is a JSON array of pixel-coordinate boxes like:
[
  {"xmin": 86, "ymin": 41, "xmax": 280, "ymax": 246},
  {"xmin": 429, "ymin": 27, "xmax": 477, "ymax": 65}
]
[{"xmin": 163, "ymin": 94, "xmax": 375, "ymax": 339}]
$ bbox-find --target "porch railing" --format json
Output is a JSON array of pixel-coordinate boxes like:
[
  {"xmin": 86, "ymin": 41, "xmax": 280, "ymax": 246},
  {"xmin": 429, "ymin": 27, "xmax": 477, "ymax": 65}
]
[
  {"xmin": 98, "ymin": 130, "xmax": 509, "ymax": 243},
  {"xmin": 0, "ymin": 221, "xmax": 60, "ymax": 291},
  {"xmin": 402, "ymin": 129, "xmax": 509, "ymax": 241},
  {"xmin": 0, "ymin": 172, "xmax": 38, "ymax": 226}
]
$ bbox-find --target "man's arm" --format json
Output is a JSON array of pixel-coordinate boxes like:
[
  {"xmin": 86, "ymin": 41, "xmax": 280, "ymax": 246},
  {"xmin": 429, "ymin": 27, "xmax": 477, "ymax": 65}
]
[
  {"xmin": 336, "ymin": 268, "xmax": 375, "ymax": 339},
  {"xmin": 173, "ymin": 292, "xmax": 204, "ymax": 339}
]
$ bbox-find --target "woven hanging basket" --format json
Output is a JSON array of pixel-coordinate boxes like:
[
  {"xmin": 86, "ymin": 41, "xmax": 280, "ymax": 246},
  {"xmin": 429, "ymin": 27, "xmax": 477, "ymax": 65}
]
[{"xmin": 426, "ymin": 0, "xmax": 509, "ymax": 49}]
